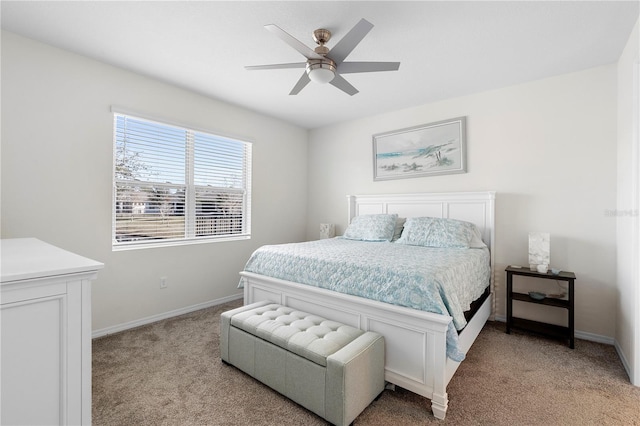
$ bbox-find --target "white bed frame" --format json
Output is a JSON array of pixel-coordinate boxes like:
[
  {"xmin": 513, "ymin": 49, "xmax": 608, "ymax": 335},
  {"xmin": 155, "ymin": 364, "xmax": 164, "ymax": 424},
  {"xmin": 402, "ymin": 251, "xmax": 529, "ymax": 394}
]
[{"xmin": 241, "ymin": 191, "xmax": 495, "ymax": 419}]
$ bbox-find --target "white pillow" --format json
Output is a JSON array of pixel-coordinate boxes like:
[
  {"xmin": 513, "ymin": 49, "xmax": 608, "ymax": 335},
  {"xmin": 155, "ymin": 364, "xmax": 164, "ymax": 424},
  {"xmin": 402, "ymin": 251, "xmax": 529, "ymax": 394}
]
[
  {"xmin": 343, "ymin": 214, "xmax": 398, "ymax": 242},
  {"xmin": 468, "ymin": 226, "xmax": 487, "ymax": 248},
  {"xmin": 395, "ymin": 217, "xmax": 483, "ymax": 248}
]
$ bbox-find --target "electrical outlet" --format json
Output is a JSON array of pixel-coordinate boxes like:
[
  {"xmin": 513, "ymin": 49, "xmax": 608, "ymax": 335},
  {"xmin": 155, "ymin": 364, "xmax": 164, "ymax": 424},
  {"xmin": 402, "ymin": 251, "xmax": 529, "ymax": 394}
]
[{"xmin": 160, "ymin": 277, "xmax": 168, "ymax": 289}]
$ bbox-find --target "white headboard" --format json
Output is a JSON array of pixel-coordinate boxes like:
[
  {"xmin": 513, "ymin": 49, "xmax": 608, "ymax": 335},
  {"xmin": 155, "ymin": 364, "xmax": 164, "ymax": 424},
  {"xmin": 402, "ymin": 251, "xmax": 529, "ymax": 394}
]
[
  {"xmin": 347, "ymin": 191, "xmax": 495, "ymax": 248},
  {"xmin": 347, "ymin": 191, "xmax": 496, "ymax": 294}
]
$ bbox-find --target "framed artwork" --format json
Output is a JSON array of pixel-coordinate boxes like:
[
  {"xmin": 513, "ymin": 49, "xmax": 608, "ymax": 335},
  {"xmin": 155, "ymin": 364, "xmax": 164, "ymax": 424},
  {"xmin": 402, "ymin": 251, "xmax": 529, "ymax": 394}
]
[{"xmin": 372, "ymin": 116, "xmax": 467, "ymax": 181}]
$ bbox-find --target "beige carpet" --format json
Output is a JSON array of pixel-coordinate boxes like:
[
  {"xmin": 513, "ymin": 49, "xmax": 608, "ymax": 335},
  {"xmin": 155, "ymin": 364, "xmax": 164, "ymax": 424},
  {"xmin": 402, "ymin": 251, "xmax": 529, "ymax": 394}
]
[{"xmin": 93, "ymin": 299, "xmax": 640, "ymax": 425}]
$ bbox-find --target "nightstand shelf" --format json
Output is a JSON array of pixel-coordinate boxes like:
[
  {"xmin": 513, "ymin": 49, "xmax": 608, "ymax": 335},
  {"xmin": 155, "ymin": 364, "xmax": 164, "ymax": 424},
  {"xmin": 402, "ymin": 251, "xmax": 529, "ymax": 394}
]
[
  {"xmin": 511, "ymin": 292, "xmax": 569, "ymax": 308},
  {"xmin": 510, "ymin": 317, "xmax": 570, "ymax": 341},
  {"xmin": 506, "ymin": 266, "xmax": 576, "ymax": 348}
]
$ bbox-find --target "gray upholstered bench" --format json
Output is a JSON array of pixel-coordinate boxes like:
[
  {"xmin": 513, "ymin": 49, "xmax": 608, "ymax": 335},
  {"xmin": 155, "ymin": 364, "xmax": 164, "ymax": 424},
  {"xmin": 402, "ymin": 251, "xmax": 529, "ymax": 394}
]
[{"xmin": 220, "ymin": 301, "xmax": 385, "ymax": 426}]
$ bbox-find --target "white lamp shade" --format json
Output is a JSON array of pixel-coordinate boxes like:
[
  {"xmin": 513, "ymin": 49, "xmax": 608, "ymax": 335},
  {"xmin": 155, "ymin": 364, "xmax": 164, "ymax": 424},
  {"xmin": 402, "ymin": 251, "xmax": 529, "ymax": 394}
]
[
  {"xmin": 528, "ymin": 232, "xmax": 550, "ymax": 270},
  {"xmin": 320, "ymin": 223, "xmax": 335, "ymax": 239}
]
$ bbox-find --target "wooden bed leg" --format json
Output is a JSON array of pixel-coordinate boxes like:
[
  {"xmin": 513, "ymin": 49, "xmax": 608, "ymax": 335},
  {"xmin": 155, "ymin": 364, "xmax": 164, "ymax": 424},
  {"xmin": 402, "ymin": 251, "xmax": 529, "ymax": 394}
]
[{"xmin": 431, "ymin": 392, "xmax": 448, "ymax": 420}]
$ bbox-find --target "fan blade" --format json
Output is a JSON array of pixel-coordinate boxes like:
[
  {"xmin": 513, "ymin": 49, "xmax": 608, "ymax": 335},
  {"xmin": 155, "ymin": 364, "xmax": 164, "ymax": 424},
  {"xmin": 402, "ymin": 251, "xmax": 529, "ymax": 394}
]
[
  {"xmin": 338, "ymin": 62, "xmax": 400, "ymax": 74},
  {"xmin": 245, "ymin": 63, "xmax": 306, "ymax": 71},
  {"xmin": 329, "ymin": 18, "xmax": 374, "ymax": 65},
  {"xmin": 330, "ymin": 74, "xmax": 359, "ymax": 96},
  {"xmin": 289, "ymin": 72, "xmax": 311, "ymax": 95},
  {"xmin": 265, "ymin": 24, "xmax": 323, "ymax": 60}
]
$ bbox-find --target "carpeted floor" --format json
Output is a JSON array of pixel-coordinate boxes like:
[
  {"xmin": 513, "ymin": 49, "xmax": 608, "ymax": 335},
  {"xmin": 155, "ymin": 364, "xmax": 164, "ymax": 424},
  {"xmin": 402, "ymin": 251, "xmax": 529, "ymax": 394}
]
[{"xmin": 93, "ymin": 299, "xmax": 640, "ymax": 425}]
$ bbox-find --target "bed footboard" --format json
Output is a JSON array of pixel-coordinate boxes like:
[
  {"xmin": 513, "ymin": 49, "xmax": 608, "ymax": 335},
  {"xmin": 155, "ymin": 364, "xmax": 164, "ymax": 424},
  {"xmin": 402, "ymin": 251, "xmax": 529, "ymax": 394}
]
[{"xmin": 240, "ymin": 271, "xmax": 490, "ymax": 420}]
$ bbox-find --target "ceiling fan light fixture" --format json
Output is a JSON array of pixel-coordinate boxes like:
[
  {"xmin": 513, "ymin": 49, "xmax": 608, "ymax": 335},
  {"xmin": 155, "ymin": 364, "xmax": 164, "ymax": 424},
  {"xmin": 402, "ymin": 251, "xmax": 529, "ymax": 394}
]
[
  {"xmin": 247, "ymin": 19, "xmax": 399, "ymax": 95},
  {"xmin": 306, "ymin": 59, "xmax": 336, "ymax": 84}
]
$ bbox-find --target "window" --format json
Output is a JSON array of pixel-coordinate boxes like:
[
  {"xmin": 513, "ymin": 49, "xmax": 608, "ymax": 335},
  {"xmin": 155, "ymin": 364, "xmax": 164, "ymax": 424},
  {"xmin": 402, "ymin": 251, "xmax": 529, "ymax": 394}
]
[{"xmin": 112, "ymin": 112, "xmax": 251, "ymax": 249}]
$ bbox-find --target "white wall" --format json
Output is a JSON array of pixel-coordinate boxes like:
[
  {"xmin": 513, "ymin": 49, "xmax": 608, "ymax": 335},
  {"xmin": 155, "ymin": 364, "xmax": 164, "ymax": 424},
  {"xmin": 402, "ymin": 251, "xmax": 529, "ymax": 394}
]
[
  {"xmin": 0, "ymin": 28, "xmax": 628, "ymax": 349},
  {"xmin": 0, "ymin": 31, "xmax": 309, "ymax": 332},
  {"xmin": 307, "ymin": 65, "xmax": 618, "ymax": 340},
  {"xmin": 616, "ymin": 17, "xmax": 640, "ymax": 385}
]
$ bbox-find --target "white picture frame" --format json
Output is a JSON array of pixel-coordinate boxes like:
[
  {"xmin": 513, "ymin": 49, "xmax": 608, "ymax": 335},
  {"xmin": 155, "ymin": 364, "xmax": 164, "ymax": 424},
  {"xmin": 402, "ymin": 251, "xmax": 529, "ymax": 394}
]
[{"xmin": 373, "ymin": 116, "xmax": 467, "ymax": 181}]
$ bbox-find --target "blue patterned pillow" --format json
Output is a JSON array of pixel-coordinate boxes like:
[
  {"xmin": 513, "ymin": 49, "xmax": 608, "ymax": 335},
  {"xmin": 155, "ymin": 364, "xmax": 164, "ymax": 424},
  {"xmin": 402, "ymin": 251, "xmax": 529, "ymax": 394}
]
[
  {"xmin": 395, "ymin": 217, "xmax": 477, "ymax": 248},
  {"xmin": 343, "ymin": 214, "xmax": 398, "ymax": 242}
]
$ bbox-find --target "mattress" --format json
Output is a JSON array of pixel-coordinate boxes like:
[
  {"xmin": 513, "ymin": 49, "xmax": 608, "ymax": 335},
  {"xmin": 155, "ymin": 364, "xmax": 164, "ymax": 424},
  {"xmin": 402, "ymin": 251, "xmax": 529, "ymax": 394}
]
[{"xmin": 242, "ymin": 238, "xmax": 491, "ymax": 361}]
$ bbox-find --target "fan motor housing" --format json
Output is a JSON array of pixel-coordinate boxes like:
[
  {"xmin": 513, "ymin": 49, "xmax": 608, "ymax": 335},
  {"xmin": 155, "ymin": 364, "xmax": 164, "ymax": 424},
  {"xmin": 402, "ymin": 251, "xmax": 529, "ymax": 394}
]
[{"xmin": 306, "ymin": 58, "xmax": 336, "ymax": 73}]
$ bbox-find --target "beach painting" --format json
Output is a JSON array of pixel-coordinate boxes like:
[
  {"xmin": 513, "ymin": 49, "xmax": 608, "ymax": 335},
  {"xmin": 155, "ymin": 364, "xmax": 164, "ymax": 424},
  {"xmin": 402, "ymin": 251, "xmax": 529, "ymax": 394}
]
[{"xmin": 373, "ymin": 117, "xmax": 466, "ymax": 180}]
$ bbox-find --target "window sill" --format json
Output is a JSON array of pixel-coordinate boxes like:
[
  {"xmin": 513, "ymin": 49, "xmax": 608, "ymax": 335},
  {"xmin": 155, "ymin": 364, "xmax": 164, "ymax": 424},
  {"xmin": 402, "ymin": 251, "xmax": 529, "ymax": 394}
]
[{"xmin": 112, "ymin": 234, "xmax": 251, "ymax": 251}]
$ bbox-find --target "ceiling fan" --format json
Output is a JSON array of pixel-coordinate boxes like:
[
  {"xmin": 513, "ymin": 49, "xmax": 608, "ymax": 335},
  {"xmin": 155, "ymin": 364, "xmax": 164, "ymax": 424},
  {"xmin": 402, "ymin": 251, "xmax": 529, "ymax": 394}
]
[{"xmin": 245, "ymin": 18, "xmax": 400, "ymax": 96}]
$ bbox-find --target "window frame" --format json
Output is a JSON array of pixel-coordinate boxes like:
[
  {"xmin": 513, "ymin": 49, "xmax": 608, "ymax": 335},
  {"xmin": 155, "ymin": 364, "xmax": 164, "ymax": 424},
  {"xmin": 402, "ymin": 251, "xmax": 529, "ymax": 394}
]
[{"xmin": 111, "ymin": 109, "xmax": 252, "ymax": 251}]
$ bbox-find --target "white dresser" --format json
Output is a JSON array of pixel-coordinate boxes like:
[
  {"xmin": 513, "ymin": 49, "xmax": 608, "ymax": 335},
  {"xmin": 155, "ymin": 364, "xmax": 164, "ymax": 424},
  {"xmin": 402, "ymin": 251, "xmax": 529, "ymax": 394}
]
[{"xmin": 1, "ymin": 238, "xmax": 103, "ymax": 425}]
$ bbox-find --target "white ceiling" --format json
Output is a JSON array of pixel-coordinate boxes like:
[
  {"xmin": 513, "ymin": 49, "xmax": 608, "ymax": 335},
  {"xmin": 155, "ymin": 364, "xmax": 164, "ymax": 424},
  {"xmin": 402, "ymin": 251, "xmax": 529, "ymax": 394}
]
[{"xmin": 2, "ymin": 1, "xmax": 638, "ymax": 129}]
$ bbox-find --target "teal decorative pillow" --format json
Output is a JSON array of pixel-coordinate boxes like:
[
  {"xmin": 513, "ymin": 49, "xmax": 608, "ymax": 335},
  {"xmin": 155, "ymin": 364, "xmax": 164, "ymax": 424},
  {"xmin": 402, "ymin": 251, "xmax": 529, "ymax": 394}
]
[
  {"xmin": 395, "ymin": 217, "xmax": 478, "ymax": 248},
  {"xmin": 343, "ymin": 214, "xmax": 398, "ymax": 242}
]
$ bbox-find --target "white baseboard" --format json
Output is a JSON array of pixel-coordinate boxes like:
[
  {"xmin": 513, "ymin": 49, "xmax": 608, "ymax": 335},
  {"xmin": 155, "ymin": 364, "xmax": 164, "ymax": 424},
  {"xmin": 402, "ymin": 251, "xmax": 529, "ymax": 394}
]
[
  {"xmin": 614, "ymin": 339, "xmax": 633, "ymax": 382},
  {"xmin": 494, "ymin": 315, "xmax": 635, "ymax": 384},
  {"xmin": 575, "ymin": 329, "xmax": 615, "ymax": 345},
  {"xmin": 492, "ymin": 315, "xmax": 615, "ymax": 345},
  {"xmin": 92, "ymin": 293, "xmax": 243, "ymax": 339}
]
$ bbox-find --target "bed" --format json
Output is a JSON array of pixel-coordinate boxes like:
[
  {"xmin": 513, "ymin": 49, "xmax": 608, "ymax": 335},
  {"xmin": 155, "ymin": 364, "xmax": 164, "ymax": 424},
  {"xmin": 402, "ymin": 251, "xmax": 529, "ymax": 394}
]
[{"xmin": 240, "ymin": 191, "xmax": 495, "ymax": 419}]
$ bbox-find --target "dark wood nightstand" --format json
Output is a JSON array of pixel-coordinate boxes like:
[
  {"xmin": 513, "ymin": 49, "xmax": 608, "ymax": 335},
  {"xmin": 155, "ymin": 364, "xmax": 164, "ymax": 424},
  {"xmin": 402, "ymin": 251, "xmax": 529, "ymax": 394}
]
[{"xmin": 505, "ymin": 266, "xmax": 576, "ymax": 348}]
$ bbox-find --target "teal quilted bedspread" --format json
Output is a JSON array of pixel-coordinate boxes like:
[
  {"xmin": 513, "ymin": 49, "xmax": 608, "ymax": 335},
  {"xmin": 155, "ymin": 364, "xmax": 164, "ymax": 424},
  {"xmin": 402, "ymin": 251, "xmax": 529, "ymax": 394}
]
[{"xmin": 242, "ymin": 238, "xmax": 490, "ymax": 361}]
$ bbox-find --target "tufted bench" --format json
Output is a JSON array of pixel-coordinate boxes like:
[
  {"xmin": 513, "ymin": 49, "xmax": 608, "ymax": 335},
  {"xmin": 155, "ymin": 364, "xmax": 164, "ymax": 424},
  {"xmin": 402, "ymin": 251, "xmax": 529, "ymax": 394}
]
[{"xmin": 220, "ymin": 301, "xmax": 385, "ymax": 426}]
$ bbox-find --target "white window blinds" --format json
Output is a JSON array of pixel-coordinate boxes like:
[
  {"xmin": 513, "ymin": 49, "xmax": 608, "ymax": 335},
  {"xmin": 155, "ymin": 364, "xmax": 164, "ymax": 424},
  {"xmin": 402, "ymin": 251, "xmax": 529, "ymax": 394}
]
[{"xmin": 113, "ymin": 113, "xmax": 251, "ymax": 249}]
